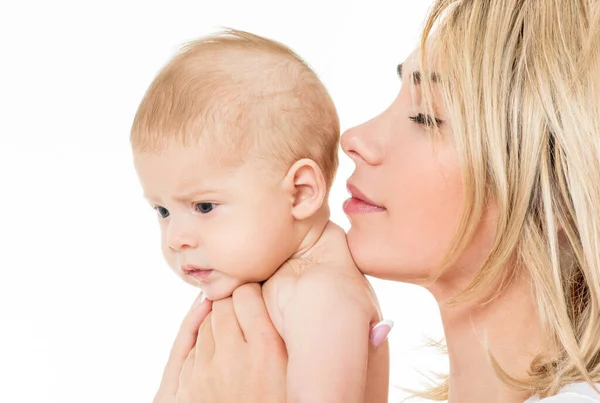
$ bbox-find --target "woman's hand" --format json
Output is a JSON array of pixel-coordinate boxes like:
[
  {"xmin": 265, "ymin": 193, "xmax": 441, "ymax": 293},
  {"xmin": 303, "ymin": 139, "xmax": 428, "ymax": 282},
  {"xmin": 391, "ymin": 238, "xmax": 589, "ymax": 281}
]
[
  {"xmin": 154, "ymin": 282, "xmax": 392, "ymax": 403},
  {"xmin": 153, "ymin": 292, "xmax": 213, "ymax": 403},
  {"xmin": 177, "ymin": 283, "xmax": 288, "ymax": 403},
  {"xmin": 154, "ymin": 283, "xmax": 288, "ymax": 403}
]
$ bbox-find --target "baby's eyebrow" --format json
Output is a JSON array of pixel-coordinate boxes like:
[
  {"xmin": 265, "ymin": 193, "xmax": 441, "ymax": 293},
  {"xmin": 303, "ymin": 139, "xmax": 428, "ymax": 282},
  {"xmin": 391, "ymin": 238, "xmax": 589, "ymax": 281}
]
[
  {"xmin": 174, "ymin": 186, "xmax": 221, "ymax": 201},
  {"xmin": 141, "ymin": 185, "xmax": 223, "ymax": 204}
]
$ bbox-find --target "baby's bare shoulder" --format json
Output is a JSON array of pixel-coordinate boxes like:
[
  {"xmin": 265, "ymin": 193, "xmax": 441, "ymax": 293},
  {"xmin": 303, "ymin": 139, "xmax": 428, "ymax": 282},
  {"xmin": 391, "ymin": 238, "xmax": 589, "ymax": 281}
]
[
  {"xmin": 294, "ymin": 258, "xmax": 379, "ymax": 317},
  {"xmin": 268, "ymin": 221, "xmax": 381, "ymax": 317}
]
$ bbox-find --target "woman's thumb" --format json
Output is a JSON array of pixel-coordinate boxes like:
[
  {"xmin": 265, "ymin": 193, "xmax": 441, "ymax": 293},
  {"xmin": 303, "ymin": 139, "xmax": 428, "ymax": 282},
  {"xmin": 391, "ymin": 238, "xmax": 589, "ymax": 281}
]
[{"xmin": 370, "ymin": 319, "xmax": 394, "ymax": 348}]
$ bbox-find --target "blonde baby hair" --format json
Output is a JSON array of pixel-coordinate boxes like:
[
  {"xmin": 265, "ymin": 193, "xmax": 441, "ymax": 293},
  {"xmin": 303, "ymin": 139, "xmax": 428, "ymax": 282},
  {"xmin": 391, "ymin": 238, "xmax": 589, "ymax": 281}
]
[{"xmin": 131, "ymin": 28, "xmax": 340, "ymax": 188}]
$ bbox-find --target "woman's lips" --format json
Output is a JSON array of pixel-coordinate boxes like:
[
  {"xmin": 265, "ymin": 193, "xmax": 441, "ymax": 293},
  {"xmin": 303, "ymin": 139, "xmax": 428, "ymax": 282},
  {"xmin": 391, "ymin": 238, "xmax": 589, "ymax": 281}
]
[
  {"xmin": 343, "ymin": 184, "xmax": 386, "ymax": 214},
  {"xmin": 343, "ymin": 198, "xmax": 386, "ymax": 214}
]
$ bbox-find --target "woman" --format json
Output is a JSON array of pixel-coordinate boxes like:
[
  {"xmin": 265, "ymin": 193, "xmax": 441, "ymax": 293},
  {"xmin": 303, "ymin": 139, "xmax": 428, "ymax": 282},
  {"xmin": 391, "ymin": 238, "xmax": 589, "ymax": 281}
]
[{"xmin": 154, "ymin": 0, "xmax": 600, "ymax": 402}]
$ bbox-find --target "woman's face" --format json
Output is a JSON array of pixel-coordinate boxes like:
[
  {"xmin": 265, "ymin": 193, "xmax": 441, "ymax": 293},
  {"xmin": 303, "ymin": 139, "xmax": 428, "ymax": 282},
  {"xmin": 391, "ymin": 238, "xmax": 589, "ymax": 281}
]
[{"xmin": 341, "ymin": 52, "xmax": 495, "ymax": 286}]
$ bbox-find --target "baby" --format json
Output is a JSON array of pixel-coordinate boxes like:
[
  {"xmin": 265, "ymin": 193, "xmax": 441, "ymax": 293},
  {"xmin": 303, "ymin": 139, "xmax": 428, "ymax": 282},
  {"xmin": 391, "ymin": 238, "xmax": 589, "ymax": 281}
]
[{"xmin": 131, "ymin": 29, "xmax": 389, "ymax": 403}]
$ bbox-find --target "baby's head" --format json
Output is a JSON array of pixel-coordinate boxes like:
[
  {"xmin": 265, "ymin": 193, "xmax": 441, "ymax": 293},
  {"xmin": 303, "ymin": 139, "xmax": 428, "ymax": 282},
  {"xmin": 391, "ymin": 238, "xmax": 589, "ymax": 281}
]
[{"xmin": 131, "ymin": 29, "xmax": 340, "ymax": 300}]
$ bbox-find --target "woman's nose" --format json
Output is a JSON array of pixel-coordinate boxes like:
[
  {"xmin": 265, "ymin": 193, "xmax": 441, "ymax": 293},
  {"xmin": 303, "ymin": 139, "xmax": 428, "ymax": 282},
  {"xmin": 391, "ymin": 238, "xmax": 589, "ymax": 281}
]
[{"xmin": 340, "ymin": 119, "xmax": 385, "ymax": 166}]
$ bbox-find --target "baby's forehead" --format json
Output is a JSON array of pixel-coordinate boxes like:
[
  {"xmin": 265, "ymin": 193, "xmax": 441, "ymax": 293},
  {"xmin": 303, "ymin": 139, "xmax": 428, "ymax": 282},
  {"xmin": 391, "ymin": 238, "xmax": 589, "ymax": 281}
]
[
  {"xmin": 172, "ymin": 158, "xmax": 278, "ymax": 198},
  {"xmin": 137, "ymin": 148, "xmax": 253, "ymax": 198}
]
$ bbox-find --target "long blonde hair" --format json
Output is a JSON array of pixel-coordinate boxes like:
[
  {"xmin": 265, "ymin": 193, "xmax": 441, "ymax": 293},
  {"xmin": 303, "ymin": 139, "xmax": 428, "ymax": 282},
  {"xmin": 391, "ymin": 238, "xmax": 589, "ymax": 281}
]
[{"xmin": 416, "ymin": 0, "xmax": 600, "ymax": 398}]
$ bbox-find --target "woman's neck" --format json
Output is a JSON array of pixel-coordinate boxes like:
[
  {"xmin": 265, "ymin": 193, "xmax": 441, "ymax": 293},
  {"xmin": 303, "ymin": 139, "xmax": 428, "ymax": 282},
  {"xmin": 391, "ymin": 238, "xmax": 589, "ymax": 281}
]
[{"xmin": 429, "ymin": 270, "xmax": 545, "ymax": 403}]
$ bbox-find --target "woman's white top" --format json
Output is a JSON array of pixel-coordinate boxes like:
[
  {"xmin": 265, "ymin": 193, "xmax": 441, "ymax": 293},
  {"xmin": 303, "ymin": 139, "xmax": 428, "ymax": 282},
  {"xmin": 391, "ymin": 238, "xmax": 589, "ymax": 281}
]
[{"xmin": 524, "ymin": 383, "xmax": 600, "ymax": 402}]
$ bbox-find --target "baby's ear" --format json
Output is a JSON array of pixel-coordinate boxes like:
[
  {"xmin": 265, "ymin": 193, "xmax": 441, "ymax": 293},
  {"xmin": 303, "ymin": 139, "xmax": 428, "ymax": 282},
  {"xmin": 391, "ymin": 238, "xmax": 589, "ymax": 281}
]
[{"xmin": 283, "ymin": 158, "xmax": 326, "ymax": 220}]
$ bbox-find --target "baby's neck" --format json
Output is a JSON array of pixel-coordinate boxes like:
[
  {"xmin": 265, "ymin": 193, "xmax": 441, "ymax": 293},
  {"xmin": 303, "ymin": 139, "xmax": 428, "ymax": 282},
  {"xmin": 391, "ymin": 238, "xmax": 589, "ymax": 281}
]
[{"xmin": 290, "ymin": 205, "xmax": 331, "ymax": 260}]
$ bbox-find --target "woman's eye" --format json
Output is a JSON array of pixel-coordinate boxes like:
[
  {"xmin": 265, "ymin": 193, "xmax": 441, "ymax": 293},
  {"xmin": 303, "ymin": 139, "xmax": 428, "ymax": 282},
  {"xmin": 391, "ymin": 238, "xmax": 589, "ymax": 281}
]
[
  {"xmin": 409, "ymin": 113, "xmax": 444, "ymax": 127},
  {"xmin": 154, "ymin": 206, "xmax": 170, "ymax": 219},
  {"xmin": 195, "ymin": 203, "xmax": 215, "ymax": 214}
]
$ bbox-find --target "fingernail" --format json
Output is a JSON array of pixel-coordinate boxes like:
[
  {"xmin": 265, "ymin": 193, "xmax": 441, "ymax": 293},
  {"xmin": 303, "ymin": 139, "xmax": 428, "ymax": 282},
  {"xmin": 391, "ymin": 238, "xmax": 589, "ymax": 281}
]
[
  {"xmin": 370, "ymin": 319, "xmax": 394, "ymax": 348},
  {"xmin": 194, "ymin": 292, "xmax": 205, "ymax": 307}
]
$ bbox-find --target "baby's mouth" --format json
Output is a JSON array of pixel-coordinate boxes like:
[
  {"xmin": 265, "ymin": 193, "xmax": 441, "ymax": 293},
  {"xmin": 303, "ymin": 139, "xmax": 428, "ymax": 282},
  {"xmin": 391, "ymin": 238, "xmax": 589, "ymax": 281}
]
[{"xmin": 181, "ymin": 264, "xmax": 214, "ymax": 281}]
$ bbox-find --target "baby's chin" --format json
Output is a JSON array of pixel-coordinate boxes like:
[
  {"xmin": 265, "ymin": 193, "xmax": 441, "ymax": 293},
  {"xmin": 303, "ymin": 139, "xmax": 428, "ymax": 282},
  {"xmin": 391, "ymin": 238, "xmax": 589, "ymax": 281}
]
[
  {"xmin": 202, "ymin": 286, "xmax": 235, "ymax": 301},
  {"xmin": 189, "ymin": 279, "xmax": 239, "ymax": 302},
  {"xmin": 177, "ymin": 271, "xmax": 248, "ymax": 301}
]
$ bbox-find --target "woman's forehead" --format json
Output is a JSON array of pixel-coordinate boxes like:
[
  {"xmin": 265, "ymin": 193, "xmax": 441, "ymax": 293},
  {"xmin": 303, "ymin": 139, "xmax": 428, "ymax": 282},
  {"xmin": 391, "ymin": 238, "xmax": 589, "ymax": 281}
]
[
  {"xmin": 401, "ymin": 30, "xmax": 441, "ymax": 74},
  {"xmin": 401, "ymin": 51, "xmax": 420, "ymax": 72}
]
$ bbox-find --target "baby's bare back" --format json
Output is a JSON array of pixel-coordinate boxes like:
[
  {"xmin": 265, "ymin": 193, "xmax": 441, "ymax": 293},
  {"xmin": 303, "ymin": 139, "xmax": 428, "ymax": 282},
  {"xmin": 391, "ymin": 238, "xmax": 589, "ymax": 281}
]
[{"xmin": 262, "ymin": 222, "xmax": 389, "ymax": 403}]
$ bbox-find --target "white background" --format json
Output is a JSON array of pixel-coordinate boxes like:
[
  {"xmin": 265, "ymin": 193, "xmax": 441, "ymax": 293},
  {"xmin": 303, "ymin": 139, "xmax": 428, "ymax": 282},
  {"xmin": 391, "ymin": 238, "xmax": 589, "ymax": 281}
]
[{"xmin": 0, "ymin": 1, "xmax": 447, "ymax": 402}]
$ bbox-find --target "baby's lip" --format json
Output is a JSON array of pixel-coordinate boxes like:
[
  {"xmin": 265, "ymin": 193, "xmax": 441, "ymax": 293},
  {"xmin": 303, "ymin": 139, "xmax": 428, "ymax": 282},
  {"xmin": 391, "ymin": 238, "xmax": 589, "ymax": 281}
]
[
  {"xmin": 181, "ymin": 263, "xmax": 212, "ymax": 274},
  {"xmin": 181, "ymin": 264, "xmax": 214, "ymax": 283}
]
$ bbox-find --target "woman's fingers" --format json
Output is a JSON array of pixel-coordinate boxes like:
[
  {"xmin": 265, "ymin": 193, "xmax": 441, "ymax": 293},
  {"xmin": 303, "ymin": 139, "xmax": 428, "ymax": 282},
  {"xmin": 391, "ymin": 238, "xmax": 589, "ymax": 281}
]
[
  {"xmin": 166, "ymin": 294, "xmax": 212, "ymax": 368},
  {"xmin": 232, "ymin": 283, "xmax": 280, "ymax": 344},
  {"xmin": 180, "ymin": 346, "xmax": 196, "ymax": 388},
  {"xmin": 211, "ymin": 297, "xmax": 245, "ymax": 346},
  {"xmin": 195, "ymin": 310, "xmax": 215, "ymax": 363},
  {"xmin": 184, "ymin": 283, "xmax": 287, "ymax": 403},
  {"xmin": 158, "ymin": 293, "xmax": 212, "ymax": 397}
]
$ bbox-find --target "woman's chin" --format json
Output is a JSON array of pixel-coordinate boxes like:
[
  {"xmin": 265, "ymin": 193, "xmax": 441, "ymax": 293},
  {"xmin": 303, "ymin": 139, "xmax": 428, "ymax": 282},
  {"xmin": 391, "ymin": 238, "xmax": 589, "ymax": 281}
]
[
  {"xmin": 348, "ymin": 245, "xmax": 432, "ymax": 284},
  {"xmin": 359, "ymin": 267, "xmax": 431, "ymax": 285},
  {"xmin": 347, "ymin": 228, "xmax": 434, "ymax": 284}
]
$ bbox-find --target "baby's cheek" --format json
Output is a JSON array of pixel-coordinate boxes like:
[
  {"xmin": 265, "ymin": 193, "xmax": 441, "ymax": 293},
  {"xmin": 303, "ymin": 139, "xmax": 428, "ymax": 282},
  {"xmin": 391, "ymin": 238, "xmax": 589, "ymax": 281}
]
[
  {"xmin": 211, "ymin": 220, "xmax": 283, "ymax": 281},
  {"xmin": 215, "ymin": 241, "xmax": 269, "ymax": 281},
  {"xmin": 160, "ymin": 242, "xmax": 178, "ymax": 273}
]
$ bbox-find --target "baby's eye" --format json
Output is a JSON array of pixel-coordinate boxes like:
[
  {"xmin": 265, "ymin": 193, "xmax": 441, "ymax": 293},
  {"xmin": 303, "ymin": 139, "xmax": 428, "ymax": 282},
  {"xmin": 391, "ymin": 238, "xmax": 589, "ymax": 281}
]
[
  {"xmin": 195, "ymin": 203, "xmax": 215, "ymax": 214},
  {"xmin": 154, "ymin": 206, "xmax": 170, "ymax": 219}
]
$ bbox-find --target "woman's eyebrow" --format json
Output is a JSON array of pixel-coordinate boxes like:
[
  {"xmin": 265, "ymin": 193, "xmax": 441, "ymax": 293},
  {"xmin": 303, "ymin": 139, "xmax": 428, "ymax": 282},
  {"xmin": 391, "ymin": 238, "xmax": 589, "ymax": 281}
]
[{"xmin": 397, "ymin": 63, "xmax": 439, "ymax": 84}]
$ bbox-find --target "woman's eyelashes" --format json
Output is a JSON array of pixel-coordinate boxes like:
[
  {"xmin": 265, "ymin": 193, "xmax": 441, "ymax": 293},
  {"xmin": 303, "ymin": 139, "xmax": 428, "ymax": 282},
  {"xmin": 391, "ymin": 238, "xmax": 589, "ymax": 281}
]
[{"xmin": 409, "ymin": 113, "xmax": 444, "ymax": 127}]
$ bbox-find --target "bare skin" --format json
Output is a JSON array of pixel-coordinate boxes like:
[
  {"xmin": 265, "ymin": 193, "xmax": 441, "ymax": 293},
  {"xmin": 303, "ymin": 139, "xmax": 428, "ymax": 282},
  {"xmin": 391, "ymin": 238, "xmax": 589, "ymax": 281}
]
[
  {"xmin": 152, "ymin": 45, "xmax": 557, "ymax": 403},
  {"xmin": 340, "ymin": 52, "xmax": 546, "ymax": 403},
  {"xmin": 262, "ymin": 221, "xmax": 389, "ymax": 403},
  {"xmin": 137, "ymin": 143, "xmax": 392, "ymax": 403}
]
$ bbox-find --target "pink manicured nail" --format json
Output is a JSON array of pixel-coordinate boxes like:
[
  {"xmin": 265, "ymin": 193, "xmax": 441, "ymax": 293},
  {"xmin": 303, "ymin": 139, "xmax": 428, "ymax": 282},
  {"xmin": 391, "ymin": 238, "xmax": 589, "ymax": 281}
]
[
  {"xmin": 370, "ymin": 319, "xmax": 394, "ymax": 348},
  {"xmin": 194, "ymin": 292, "xmax": 205, "ymax": 307}
]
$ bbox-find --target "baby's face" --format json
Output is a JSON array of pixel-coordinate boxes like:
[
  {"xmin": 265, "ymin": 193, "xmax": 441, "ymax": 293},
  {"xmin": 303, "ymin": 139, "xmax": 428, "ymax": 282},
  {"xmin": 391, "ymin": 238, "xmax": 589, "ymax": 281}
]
[{"xmin": 134, "ymin": 144, "xmax": 298, "ymax": 300}]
